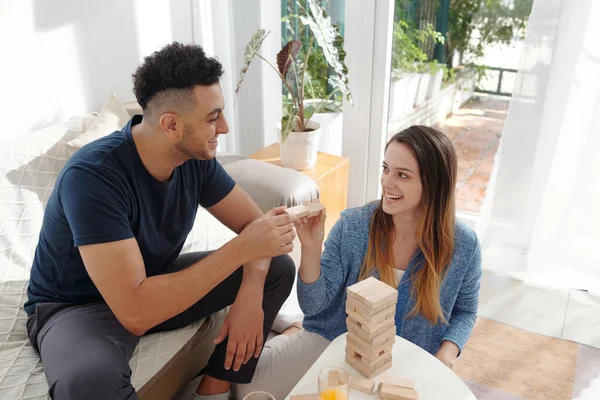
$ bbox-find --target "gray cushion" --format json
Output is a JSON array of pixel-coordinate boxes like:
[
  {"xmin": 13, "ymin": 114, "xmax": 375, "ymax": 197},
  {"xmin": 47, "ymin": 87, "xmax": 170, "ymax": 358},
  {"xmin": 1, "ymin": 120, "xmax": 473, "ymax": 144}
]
[{"xmin": 221, "ymin": 158, "xmax": 319, "ymax": 213}]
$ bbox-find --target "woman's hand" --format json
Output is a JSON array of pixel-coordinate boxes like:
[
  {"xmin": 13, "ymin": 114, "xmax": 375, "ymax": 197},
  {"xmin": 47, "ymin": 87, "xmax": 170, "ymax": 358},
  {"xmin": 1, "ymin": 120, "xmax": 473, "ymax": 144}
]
[
  {"xmin": 295, "ymin": 201, "xmax": 326, "ymax": 249},
  {"xmin": 435, "ymin": 341, "xmax": 460, "ymax": 369}
]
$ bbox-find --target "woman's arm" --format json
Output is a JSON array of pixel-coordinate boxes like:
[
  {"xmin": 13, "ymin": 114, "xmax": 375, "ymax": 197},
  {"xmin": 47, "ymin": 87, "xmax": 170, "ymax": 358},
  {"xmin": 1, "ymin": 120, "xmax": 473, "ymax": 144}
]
[
  {"xmin": 296, "ymin": 212, "xmax": 349, "ymax": 317},
  {"xmin": 436, "ymin": 239, "xmax": 482, "ymax": 367}
]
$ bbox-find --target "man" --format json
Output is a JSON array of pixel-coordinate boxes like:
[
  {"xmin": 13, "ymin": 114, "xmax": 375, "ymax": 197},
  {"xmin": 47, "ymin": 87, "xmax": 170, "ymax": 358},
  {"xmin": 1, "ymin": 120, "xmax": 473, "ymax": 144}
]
[{"xmin": 24, "ymin": 42, "xmax": 297, "ymax": 400}]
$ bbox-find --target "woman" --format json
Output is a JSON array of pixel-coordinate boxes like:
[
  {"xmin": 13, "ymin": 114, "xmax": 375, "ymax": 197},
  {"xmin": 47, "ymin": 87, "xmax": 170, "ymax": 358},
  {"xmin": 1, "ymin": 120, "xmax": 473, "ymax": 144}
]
[{"xmin": 233, "ymin": 125, "xmax": 482, "ymax": 399}]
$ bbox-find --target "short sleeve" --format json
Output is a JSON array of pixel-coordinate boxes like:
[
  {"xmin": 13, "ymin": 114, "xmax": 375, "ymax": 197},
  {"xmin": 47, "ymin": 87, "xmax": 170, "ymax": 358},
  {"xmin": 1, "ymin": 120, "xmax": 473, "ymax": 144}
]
[
  {"xmin": 58, "ymin": 166, "xmax": 134, "ymax": 247},
  {"xmin": 198, "ymin": 158, "xmax": 236, "ymax": 208}
]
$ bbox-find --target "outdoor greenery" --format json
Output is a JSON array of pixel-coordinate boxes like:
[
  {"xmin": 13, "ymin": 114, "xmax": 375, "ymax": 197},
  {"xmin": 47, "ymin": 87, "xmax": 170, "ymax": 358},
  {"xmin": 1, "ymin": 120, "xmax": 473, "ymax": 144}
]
[
  {"xmin": 447, "ymin": 0, "xmax": 533, "ymax": 67},
  {"xmin": 392, "ymin": 0, "xmax": 533, "ymax": 84},
  {"xmin": 391, "ymin": 20, "xmax": 445, "ymax": 79}
]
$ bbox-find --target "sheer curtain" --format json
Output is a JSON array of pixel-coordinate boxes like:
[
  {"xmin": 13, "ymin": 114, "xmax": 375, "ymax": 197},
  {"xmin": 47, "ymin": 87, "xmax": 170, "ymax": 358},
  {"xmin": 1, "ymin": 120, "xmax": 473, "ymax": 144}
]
[{"xmin": 477, "ymin": 0, "xmax": 600, "ymax": 294}]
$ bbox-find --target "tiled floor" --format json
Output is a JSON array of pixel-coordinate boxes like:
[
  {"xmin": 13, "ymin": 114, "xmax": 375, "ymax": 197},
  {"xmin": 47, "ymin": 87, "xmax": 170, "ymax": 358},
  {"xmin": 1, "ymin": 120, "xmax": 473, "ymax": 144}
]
[
  {"xmin": 437, "ymin": 95, "xmax": 600, "ymax": 350},
  {"xmin": 478, "ymin": 270, "xmax": 600, "ymax": 350},
  {"xmin": 435, "ymin": 96, "xmax": 508, "ymax": 214}
]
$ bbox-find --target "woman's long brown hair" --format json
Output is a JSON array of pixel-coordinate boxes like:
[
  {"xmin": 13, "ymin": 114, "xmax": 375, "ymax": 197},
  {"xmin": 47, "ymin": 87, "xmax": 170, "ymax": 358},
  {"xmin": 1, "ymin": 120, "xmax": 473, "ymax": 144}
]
[{"xmin": 358, "ymin": 125, "xmax": 457, "ymax": 325}]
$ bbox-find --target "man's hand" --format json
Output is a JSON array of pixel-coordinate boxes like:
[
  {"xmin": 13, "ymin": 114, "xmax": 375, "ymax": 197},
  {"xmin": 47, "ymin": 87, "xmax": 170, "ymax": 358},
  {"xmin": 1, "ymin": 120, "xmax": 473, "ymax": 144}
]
[
  {"xmin": 214, "ymin": 292, "xmax": 264, "ymax": 371},
  {"xmin": 236, "ymin": 207, "xmax": 296, "ymax": 262}
]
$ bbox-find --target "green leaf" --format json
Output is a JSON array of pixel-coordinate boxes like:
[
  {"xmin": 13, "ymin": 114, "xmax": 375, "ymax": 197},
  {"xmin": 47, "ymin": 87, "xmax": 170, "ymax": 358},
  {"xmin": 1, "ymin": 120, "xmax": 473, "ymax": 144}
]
[
  {"xmin": 235, "ymin": 29, "xmax": 270, "ymax": 95},
  {"xmin": 277, "ymin": 39, "xmax": 302, "ymax": 77},
  {"xmin": 300, "ymin": 0, "xmax": 353, "ymax": 104}
]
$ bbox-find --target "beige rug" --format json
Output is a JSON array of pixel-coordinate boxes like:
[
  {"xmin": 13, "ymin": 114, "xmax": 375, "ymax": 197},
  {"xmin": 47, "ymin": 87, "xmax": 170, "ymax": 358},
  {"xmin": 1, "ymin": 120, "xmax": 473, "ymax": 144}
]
[{"xmin": 454, "ymin": 318, "xmax": 600, "ymax": 399}]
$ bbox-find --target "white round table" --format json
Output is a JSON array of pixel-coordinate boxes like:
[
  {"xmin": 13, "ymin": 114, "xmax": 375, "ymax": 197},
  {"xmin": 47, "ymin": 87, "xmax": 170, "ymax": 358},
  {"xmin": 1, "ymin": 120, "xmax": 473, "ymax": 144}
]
[{"xmin": 286, "ymin": 333, "xmax": 476, "ymax": 400}]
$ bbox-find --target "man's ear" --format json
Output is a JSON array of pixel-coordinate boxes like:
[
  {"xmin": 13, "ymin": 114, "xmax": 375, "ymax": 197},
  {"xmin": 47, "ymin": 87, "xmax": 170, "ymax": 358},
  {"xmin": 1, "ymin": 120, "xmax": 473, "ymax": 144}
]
[{"xmin": 158, "ymin": 112, "xmax": 180, "ymax": 140}]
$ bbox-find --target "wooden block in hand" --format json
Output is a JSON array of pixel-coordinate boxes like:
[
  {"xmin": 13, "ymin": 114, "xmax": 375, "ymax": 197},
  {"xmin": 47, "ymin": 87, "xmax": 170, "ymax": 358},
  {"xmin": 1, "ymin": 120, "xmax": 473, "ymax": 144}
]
[
  {"xmin": 350, "ymin": 373, "xmax": 375, "ymax": 394},
  {"xmin": 306, "ymin": 200, "xmax": 326, "ymax": 218},
  {"xmin": 290, "ymin": 394, "xmax": 319, "ymax": 400},
  {"xmin": 379, "ymin": 384, "xmax": 418, "ymax": 400},
  {"xmin": 284, "ymin": 204, "xmax": 309, "ymax": 218},
  {"xmin": 378, "ymin": 375, "xmax": 415, "ymax": 391}
]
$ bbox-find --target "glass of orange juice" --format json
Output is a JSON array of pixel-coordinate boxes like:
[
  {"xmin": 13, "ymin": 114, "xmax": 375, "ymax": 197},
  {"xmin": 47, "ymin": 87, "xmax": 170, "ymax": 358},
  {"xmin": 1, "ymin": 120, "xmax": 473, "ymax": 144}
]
[
  {"xmin": 318, "ymin": 367, "xmax": 350, "ymax": 400},
  {"xmin": 242, "ymin": 391, "xmax": 276, "ymax": 400}
]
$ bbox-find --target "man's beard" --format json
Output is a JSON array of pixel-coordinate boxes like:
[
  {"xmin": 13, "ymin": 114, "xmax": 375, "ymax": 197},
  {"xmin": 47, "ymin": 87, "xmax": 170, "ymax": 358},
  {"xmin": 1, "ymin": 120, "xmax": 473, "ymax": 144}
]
[{"xmin": 175, "ymin": 123, "xmax": 213, "ymax": 160}]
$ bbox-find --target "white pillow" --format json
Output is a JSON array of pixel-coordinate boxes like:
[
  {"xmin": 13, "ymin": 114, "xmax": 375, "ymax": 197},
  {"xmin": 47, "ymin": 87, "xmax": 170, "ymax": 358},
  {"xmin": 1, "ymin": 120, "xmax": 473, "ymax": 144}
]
[
  {"xmin": 0, "ymin": 116, "xmax": 92, "ymax": 277},
  {"xmin": 66, "ymin": 92, "xmax": 130, "ymax": 157}
]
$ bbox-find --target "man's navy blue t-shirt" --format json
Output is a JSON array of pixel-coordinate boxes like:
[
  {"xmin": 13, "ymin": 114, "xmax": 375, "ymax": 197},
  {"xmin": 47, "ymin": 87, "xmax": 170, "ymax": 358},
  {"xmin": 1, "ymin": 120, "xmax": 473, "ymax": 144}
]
[{"xmin": 24, "ymin": 116, "xmax": 235, "ymax": 316}]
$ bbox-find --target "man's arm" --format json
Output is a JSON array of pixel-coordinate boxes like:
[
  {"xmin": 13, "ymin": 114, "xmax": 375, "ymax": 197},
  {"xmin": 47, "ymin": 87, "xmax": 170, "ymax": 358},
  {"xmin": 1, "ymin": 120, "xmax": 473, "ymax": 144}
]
[
  {"xmin": 78, "ymin": 184, "xmax": 294, "ymax": 337},
  {"xmin": 79, "ymin": 236, "xmax": 248, "ymax": 336},
  {"xmin": 206, "ymin": 184, "xmax": 272, "ymax": 300},
  {"xmin": 206, "ymin": 185, "xmax": 279, "ymax": 367}
]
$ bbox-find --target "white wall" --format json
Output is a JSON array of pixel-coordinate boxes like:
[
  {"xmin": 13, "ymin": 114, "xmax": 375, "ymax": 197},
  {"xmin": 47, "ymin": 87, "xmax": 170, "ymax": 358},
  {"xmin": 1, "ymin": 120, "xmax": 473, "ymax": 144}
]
[
  {"xmin": 229, "ymin": 0, "xmax": 282, "ymax": 156},
  {"xmin": 0, "ymin": 0, "xmax": 194, "ymax": 141}
]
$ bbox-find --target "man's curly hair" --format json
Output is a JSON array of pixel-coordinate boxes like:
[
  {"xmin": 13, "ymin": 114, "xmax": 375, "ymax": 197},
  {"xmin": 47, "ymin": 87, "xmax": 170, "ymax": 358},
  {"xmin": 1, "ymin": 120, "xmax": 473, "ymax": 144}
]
[{"xmin": 132, "ymin": 42, "xmax": 223, "ymax": 113}]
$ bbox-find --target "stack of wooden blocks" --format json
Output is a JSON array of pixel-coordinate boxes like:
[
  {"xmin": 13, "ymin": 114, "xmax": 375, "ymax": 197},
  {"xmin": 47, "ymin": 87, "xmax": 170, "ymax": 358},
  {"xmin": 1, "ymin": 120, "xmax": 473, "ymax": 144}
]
[{"xmin": 345, "ymin": 277, "xmax": 398, "ymax": 379}]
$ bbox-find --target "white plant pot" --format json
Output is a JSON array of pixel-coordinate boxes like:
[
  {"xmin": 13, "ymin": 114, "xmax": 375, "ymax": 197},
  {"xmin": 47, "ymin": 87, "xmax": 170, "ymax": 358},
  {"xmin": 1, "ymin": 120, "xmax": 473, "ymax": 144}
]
[
  {"xmin": 389, "ymin": 78, "xmax": 408, "ymax": 120},
  {"xmin": 303, "ymin": 100, "xmax": 343, "ymax": 156},
  {"xmin": 277, "ymin": 120, "xmax": 321, "ymax": 170},
  {"xmin": 415, "ymin": 73, "xmax": 431, "ymax": 106},
  {"xmin": 426, "ymin": 69, "xmax": 444, "ymax": 99},
  {"xmin": 389, "ymin": 73, "xmax": 420, "ymax": 119}
]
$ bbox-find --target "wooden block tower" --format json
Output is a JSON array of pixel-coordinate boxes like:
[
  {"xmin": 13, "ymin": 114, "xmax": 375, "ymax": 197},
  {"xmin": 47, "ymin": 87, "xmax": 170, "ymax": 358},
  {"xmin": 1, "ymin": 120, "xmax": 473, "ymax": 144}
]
[{"xmin": 345, "ymin": 277, "xmax": 398, "ymax": 379}]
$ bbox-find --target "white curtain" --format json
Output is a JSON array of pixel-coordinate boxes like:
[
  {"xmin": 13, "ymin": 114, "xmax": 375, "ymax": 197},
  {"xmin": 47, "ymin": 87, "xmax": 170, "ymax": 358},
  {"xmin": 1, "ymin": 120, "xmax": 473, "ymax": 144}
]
[{"xmin": 477, "ymin": 0, "xmax": 600, "ymax": 295}]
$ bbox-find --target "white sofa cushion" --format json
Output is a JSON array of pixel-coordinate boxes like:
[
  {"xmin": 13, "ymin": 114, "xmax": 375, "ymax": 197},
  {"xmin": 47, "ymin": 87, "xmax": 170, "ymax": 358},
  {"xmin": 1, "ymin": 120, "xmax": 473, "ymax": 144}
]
[{"xmin": 65, "ymin": 92, "xmax": 130, "ymax": 157}]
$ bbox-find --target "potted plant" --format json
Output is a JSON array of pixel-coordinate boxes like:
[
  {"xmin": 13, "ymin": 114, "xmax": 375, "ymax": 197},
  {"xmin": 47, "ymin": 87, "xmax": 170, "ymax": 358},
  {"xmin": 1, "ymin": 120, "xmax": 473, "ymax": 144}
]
[
  {"xmin": 285, "ymin": 48, "xmax": 345, "ymax": 156},
  {"xmin": 235, "ymin": 0, "xmax": 353, "ymax": 170}
]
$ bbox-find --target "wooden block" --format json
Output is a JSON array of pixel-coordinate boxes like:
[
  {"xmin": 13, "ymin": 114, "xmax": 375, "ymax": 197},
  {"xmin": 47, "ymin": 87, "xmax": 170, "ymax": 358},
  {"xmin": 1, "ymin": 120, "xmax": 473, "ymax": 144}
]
[
  {"xmin": 350, "ymin": 374, "xmax": 375, "ymax": 394},
  {"xmin": 348, "ymin": 326, "xmax": 396, "ymax": 346},
  {"xmin": 347, "ymin": 294, "xmax": 397, "ymax": 317},
  {"xmin": 347, "ymin": 277, "xmax": 380, "ymax": 299},
  {"xmin": 377, "ymin": 375, "xmax": 415, "ymax": 391},
  {"xmin": 346, "ymin": 347, "xmax": 392, "ymax": 370},
  {"xmin": 346, "ymin": 347, "xmax": 358, "ymax": 358},
  {"xmin": 284, "ymin": 204, "xmax": 309, "ymax": 218},
  {"xmin": 327, "ymin": 370, "xmax": 339, "ymax": 386},
  {"xmin": 346, "ymin": 316, "xmax": 395, "ymax": 341},
  {"xmin": 346, "ymin": 307, "xmax": 395, "ymax": 333},
  {"xmin": 346, "ymin": 353, "xmax": 393, "ymax": 379},
  {"xmin": 347, "ymin": 332, "xmax": 395, "ymax": 361},
  {"xmin": 348, "ymin": 277, "xmax": 398, "ymax": 311},
  {"xmin": 348, "ymin": 325, "xmax": 396, "ymax": 347},
  {"xmin": 345, "ymin": 346, "xmax": 392, "ymax": 369},
  {"xmin": 379, "ymin": 384, "xmax": 418, "ymax": 400},
  {"xmin": 290, "ymin": 394, "xmax": 319, "ymax": 400},
  {"xmin": 306, "ymin": 201, "xmax": 326, "ymax": 218},
  {"xmin": 362, "ymin": 288, "xmax": 398, "ymax": 310},
  {"xmin": 346, "ymin": 300, "xmax": 396, "ymax": 325}
]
